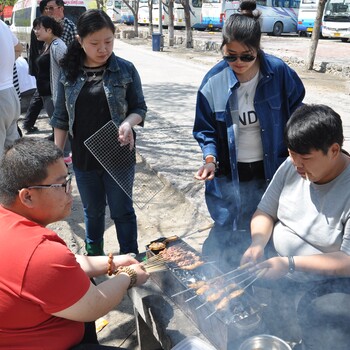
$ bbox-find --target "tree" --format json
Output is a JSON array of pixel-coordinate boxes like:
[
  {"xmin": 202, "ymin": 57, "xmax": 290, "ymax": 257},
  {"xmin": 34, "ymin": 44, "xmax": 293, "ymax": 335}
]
[
  {"xmin": 168, "ymin": 0, "xmax": 175, "ymax": 46},
  {"xmin": 147, "ymin": 0, "xmax": 154, "ymax": 35},
  {"xmin": 181, "ymin": 0, "xmax": 193, "ymax": 48},
  {"xmin": 305, "ymin": 0, "xmax": 327, "ymax": 70},
  {"xmin": 122, "ymin": 0, "xmax": 140, "ymax": 36}
]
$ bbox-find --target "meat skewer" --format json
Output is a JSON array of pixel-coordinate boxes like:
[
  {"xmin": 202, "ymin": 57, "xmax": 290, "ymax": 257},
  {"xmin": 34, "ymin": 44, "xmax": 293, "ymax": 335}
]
[
  {"xmin": 204, "ymin": 268, "xmax": 267, "ymax": 320},
  {"xmin": 171, "ymin": 280, "xmax": 207, "ymax": 297}
]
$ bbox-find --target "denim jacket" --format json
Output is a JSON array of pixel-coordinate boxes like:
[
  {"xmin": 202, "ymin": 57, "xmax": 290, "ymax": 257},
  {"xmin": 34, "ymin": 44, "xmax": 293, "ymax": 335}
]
[
  {"xmin": 51, "ymin": 53, "xmax": 147, "ymax": 137},
  {"xmin": 193, "ymin": 51, "xmax": 305, "ymax": 227}
]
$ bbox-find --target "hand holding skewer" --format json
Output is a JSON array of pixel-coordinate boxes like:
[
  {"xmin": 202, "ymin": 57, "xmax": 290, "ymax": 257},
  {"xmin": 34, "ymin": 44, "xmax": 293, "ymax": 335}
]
[{"xmin": 249, "ymin": 257, "xmax": 291, "ymax": 279}]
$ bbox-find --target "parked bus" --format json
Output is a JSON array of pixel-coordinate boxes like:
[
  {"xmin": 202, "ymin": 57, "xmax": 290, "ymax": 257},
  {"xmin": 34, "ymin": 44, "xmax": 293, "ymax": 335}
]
[
  {"xmin": 11, "ymin": 0, "xmax": 87, "ymax": 52},
  {"xmin": 322, "ymin": 0, "xmax": 350, "ymax": 42},
  {"xmin": 152, "ymin": 0, "xmax": 202, "ymax": 28},
  {"xmin": 297, "ymin": 0, "xmax": 319, "ymax": 36},
  {"xmin": 138, "ymin": 0, "xmax": 150, "ymax": 25},
  {"xmin": 199, "ymin": 0, "xmax": 300, "ymax": 35},
  {"xmin": 120, "ymin": 0, "xmax": 135, "ymax": 24},
  {"xmin": 106, "ymin": 0, "xmax": 122, "ymax": 22}
]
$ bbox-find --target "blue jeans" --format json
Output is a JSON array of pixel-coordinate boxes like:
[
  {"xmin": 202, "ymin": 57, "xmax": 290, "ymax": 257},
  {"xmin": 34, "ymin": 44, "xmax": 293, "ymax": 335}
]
[{"xmin": 73, "ymin": 167, "xmax": 138, "ymax": 254}]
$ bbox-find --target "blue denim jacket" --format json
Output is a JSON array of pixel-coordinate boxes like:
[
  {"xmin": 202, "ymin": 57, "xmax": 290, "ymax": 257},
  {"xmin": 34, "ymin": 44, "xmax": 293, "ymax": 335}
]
[
  {"xmin": 193, "ymin": 51, "xmax": 305, "ymax": 228},
  {"xmin": 51, "ymin": 53, "xmax": 147, "ymax": 137}
]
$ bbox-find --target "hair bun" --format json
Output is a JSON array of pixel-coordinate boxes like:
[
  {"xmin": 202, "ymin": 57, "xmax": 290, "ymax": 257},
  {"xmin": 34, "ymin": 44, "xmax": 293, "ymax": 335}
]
[{"xmin": 240, "ymin": 0, "xmax": 257, "ymax": 13}]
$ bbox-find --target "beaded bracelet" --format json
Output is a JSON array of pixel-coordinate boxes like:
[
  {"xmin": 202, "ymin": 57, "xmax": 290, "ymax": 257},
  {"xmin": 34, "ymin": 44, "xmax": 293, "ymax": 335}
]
[
  {"xmin": 107, "ymin": 253, "xmax": 115, "ymax": 276},
  {"xmin": 115, "ymin": 266, "xmax": 138, "ymax": 289}
]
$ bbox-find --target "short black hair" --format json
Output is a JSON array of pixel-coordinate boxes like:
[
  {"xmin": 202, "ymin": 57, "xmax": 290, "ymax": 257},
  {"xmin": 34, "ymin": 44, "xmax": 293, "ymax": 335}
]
[
  {"xmin": 39, "ymin": 0, "xmax": 48, "ymax": 14},
  {"xmin": 0, "ymin": 138, "xmax": 63, "ymax": 206},
  {"xmin": 51, "ymin": 0, "xmax": 66, "ymax": 6},
  {"xmin": 285, "ymin": 104, "xmax": 344, "ymax": 155}
]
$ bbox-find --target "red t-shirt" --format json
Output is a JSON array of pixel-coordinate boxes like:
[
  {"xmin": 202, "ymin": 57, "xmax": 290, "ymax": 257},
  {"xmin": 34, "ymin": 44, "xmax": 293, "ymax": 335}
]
[{"xmin": 0, "ymin": 206, "xmax": 91, "ymax": 349}]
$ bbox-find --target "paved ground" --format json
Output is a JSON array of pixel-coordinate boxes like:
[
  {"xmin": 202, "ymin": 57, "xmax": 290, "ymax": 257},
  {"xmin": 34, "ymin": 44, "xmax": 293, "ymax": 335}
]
[{"xmin": 18, "ymin": 33, "xmax": 350, "ymax": 349}]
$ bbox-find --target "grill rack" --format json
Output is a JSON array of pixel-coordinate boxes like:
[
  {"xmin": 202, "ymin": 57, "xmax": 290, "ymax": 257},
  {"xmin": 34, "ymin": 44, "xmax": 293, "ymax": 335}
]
[{"xmin": 146, "ymin": 238, "xmax": 267, "ymax": 350}]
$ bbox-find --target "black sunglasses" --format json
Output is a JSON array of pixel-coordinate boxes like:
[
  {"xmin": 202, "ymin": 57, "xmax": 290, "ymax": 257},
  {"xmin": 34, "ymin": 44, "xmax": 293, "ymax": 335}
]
[{"xmin": 223, "ymin": 54, "xmax": 256, "ymax": 63}]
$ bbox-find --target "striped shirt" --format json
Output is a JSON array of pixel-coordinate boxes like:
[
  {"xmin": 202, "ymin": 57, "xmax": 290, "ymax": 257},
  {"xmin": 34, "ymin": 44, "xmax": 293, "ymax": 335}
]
[{"xmin": 13, "ymin": 64, "xmax": 21, "ymax": 101}]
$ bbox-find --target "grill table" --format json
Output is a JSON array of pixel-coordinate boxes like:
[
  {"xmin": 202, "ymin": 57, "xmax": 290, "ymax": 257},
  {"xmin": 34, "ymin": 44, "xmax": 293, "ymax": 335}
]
[
  {"xmin": 128, "ymin": 280, "xmax": 215, "ymax": 350},
  {"xmin": 128, "ymin": 244, "xmax": 266, "ymax": 350}
]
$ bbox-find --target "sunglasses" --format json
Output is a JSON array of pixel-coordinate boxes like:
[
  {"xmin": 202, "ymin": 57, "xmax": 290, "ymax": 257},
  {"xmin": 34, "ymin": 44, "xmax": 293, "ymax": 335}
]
[{"xmin": 223, "ymin": 54, "xmax": 256, "ymax": 63}]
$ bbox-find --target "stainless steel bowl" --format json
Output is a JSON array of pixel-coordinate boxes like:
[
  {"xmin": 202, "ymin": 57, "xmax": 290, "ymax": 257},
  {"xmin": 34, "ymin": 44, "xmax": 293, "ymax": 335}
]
[{"xmin": 239, "ymin": 334, "xmax": 292, "ymax": 350}]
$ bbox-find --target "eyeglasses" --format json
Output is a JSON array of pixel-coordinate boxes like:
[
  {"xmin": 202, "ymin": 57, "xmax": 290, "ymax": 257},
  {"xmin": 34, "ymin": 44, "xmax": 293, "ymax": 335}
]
[
  {"xmin": 223, "ymin": 54, "xmax": 256, "ymax": 63},
  {"xmin": 44, "ymin": 6, "xmax": 61, "ymax": 11},
  {"xmin": 25, "ymin": 174, "xmax": 72, "ymax": 193}
]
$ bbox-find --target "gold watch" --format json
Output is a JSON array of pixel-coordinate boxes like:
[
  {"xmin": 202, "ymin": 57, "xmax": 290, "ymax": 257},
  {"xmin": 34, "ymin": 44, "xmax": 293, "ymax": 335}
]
[{"xmin": 116, "ymin": 266, "xmax": 138, "ymax": 289}]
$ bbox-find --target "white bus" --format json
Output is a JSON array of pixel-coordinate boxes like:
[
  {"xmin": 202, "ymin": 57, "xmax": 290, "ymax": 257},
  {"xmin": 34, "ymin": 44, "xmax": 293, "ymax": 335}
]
[
  {"xmin": 322, "ymin": 0, "xmax": 350, "ymax": 42},
  {"xmin": 138, "ymin": 0, "xmax": 150, "ymax": 25},
  {"xmin": 152, "ymin": 0, "xmax": 202, "ymax": 28},
  {"xmin": 120, "ymin": 0, "xmax": 135, "ymax": 24},
  {"xmin": 297, "ymin": 0, "xmax": 319, "ymax": 36},
  {"xmin": 199, "ymin": 0, "xmax": 300, "ymax": 35},
  {"xmin": 11, "ymin": 0, "xmax": 87, "ymax": 51},
  {"xmin": 106, "ymin": 0, "xmax": 122, "ymax": 22}
]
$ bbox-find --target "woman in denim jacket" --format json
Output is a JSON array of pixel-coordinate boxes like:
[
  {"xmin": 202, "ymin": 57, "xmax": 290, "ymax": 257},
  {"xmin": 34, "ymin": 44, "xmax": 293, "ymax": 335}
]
[
  {"xmin": 51, "ymin": 9, "xmax": 147, "ymax": 256},
  {"xmin": 193, "ymin": 0, "xmax": 305, "ymax": 269}
]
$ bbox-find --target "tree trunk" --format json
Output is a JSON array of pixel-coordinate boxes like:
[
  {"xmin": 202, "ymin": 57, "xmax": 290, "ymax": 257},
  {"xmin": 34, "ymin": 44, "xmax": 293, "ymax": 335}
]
[
  {"xmin": 168, "ymin": 0, "xmax": 175, "ymax": 46},
  {"xmin": 148, "ymin": 0, "xmax": 154, "ymax": 35},
  {"xmin": 133, "ymin": 0, "xmax": 139, "ymax": 37},
  {"xmin": 305, "ymin": 0, "xmax": 327, "ymax": 70},
  {"xmin": 183, "ymin": 0, "xmax": 193, "ymax": 48}
]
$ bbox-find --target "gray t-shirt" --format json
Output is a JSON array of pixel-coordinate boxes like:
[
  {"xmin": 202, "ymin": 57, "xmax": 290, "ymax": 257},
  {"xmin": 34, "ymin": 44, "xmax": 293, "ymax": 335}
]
[{"xmin": 258, "ymin": 157, "xmax": 350, "ymax": 281}]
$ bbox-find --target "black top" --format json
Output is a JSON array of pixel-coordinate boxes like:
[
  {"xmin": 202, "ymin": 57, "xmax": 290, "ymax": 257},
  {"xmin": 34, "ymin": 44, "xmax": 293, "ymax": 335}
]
[
  {"xmin": 72, "ymin": 68, "xmax": 111, "ymax": 171},
  {"xmin": 36, "ymin": 50, "xmax": 51, "ymax": 96},
  {"xmin": 28, "ymin": 29, "xmax": 44, "ymax": 77}
]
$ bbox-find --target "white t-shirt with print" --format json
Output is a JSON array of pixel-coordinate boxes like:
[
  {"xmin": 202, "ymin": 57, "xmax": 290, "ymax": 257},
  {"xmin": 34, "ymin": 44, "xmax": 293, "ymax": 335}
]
[{"xmin": 237, "ymin": 71, "xmax": 263, "ymax": 162}]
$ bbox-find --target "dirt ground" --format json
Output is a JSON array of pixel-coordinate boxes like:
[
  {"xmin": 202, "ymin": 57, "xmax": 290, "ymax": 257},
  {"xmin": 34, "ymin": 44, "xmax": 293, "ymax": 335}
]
[{"xmin": 17, "ymin": 34, "xmax": 350, "ymax": 349}]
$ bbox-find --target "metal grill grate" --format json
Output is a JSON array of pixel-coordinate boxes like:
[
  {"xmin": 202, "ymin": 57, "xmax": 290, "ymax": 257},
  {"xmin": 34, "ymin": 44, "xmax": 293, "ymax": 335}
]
[{"xmin": 84, "ymin": 120, "xmax": 165, "ymax": 208}]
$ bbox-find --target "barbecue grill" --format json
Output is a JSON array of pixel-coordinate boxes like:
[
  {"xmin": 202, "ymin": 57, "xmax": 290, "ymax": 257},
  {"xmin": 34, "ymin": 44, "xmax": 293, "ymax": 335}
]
[{"xmin": 145, "ymin": 237, "xmax": 268, "ymax": 350}]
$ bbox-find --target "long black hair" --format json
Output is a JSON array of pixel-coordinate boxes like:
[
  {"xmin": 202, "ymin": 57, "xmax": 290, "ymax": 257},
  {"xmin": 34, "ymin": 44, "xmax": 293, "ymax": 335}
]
[
  {"xmin": 60, "ymin": 9, "xmax": 116, "ymax": 82},
  {"xmin": 221, "ymin": 0, "xmax": 261, "ymax": 52}
]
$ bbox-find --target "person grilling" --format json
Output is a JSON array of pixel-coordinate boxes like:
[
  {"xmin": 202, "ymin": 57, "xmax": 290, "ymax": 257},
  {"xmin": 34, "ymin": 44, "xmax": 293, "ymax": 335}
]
[{"xmin": 241, "ymin": 104, "xmax": 350, "ymax": 350}]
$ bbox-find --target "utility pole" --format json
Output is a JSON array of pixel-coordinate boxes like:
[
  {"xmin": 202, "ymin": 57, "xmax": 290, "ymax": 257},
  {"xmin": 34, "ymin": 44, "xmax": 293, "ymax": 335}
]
[{"xmin": 158, "ymin": 0, "xmax": 163, "ymax": 35}]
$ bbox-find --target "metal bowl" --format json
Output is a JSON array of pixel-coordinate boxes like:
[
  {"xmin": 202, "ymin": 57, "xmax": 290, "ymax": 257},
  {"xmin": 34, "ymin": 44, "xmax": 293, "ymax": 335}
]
[{"xmin": 239, "ymin": 334, "xmax": 292, "ymax": 350}]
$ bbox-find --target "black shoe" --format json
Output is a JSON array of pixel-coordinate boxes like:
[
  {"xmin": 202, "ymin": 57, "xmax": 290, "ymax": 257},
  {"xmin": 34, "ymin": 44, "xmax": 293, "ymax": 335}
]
[
  {"xmin": 45, "ymin": 133, "xmax": 54, "ymax": 141},
  {"xmin": 23, "ymin": 126, "xmax": 39, "ymax": 135}
]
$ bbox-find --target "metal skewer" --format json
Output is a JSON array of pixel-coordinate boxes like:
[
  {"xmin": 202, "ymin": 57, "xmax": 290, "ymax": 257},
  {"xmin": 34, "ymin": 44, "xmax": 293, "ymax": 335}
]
[
  {"xmin": 185, "ymin": 294, "xmax": 199, "ymax": 302},
  {"xmin": 241, "ymin": 268, "xmax": 267, "ymax": 290},
  {"xmin": 195, "ymin": 301, "xmax": 209, "ymax": 310}
]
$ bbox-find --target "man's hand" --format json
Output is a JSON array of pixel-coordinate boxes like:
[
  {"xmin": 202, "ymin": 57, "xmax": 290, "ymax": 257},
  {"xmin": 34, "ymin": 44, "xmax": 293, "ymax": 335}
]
[
  {"xmin": 253, "ymin": 256, "xmax": 289, "ymax": 280},
  {"xmin": 241, "ymin": 243, "xmax": 265, "ymax": 266}
]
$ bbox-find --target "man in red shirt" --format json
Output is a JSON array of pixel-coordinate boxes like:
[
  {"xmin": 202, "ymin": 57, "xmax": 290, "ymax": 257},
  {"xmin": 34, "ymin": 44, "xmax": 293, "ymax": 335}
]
[{"xmin": 0, "ymin": 137, "xmax": 149, "ymax": 349}]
